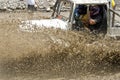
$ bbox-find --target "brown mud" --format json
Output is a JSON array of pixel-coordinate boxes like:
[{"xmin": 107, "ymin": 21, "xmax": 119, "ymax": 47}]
[{"xmin": 0, "ymin": 11, "xmax": 120, "ymax": 80}]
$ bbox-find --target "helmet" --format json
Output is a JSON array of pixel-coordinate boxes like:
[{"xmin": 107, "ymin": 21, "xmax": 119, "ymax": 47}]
[{"xmin": 90, "ymin": 5, "xmax": 100, "ymax": 16}]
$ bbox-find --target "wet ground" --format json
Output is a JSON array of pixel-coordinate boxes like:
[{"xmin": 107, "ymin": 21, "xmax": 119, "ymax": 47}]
[{"xmin": 0, "ymin": 11, "xmax": 120, "ymax": 80}]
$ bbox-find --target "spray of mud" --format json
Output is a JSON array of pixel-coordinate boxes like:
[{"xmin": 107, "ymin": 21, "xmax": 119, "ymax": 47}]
[{"xmin": 0, "ymin": 12, "xmax": 120, "ymax": 80}]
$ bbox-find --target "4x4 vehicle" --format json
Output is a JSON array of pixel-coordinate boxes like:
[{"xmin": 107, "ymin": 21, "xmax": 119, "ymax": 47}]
[{"xmin": 20, "ymin": 0, "xmax": 120, "ymax": 37}]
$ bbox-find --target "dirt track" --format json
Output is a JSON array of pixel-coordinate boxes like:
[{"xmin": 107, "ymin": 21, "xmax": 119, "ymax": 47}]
[{"xmin": 0, "ymin": 11, "xmax": 120, "ymax": 80}]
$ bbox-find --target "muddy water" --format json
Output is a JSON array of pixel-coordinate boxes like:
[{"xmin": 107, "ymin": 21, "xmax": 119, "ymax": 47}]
[{"xmin": 0, "ymin": 12, "xmax": 120, "ymax": 80}]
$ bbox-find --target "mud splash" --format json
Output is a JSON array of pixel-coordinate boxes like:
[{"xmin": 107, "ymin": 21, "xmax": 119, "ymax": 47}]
[{"xmin": 0, "ymin": 12, "xmax": 120, "ymax": 80}]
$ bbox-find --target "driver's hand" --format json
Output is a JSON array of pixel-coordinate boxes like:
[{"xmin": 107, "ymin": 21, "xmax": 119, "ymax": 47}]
[{"xmin": 89, "ymin": 19, "xmax": 96, "ymax": 25}]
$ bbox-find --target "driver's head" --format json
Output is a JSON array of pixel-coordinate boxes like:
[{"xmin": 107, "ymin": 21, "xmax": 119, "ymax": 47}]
[{"xmin": 90, "ymin": 5, "xmax": 100, "ymax": 16}]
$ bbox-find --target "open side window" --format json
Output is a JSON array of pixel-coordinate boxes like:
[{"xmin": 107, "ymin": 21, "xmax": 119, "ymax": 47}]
[{"xmin": 73, "ymin": 4, "xmax": 107, "ymax": 34}]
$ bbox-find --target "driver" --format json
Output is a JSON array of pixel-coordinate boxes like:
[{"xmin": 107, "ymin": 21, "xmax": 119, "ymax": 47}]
[{"xmin": 88, "ymin": 5, "xmax": 102, "ymax": 32}]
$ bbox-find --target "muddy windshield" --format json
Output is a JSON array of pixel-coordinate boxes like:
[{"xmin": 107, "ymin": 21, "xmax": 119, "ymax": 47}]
[{"xmin": 52, "ymin": 1, "xmax": 71, "ymax": 21}]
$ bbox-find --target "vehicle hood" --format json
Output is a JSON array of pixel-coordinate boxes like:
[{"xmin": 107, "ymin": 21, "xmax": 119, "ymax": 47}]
[{"xmin": 19, "ymin": 19, "xmax": 68, "ymax": 32}]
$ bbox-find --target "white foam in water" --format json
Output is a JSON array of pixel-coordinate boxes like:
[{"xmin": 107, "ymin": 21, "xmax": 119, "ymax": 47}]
[{"xmin": 19, "ymin": 19, "xmax": 68, "ymax": 32}]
